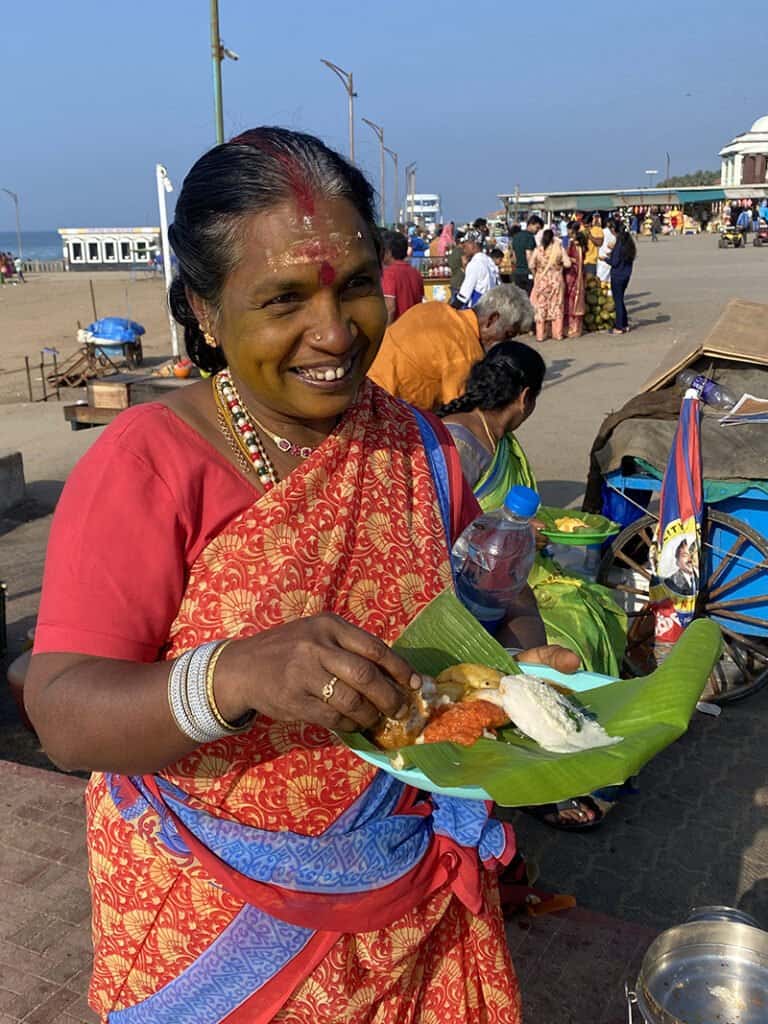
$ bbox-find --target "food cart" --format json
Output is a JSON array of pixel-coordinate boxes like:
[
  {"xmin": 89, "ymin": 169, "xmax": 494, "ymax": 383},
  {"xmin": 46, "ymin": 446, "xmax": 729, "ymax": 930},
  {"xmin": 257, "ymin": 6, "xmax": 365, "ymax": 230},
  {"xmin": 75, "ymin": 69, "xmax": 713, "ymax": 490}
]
[{"xmin": 419, "ymin": 257, "xmax": 452, "ymax": 302}]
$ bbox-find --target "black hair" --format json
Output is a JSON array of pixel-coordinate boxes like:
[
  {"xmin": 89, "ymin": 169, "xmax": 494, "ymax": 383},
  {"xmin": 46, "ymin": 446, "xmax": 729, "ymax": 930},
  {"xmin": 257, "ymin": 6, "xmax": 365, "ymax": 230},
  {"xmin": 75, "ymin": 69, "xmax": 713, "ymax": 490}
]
[
  {"xmin": 490, "ymin": 248, "xmax": 504, "ymax": 260},
  {"xmin": 436, "ymin": 340, "xmax": 546, "ymax": 416},
  {"xmin": 527, "ymin": 216, "xmax": 543, "ymax": 229},
  {"xmin": 541, "ymin": 228, "xmax": 555, "ymax": 249},
  {"xmin": 510, "ymin": 224, "xmax": 521, "ymax": 236},
  {"xmin": 168, "ymin": 126, "xmax": 379, "ymax": 372},
  {"xmin": 383, "ymin": 229, "xmax": 408, "ymax": 261},
  {"xmin": 609, "ymin": 217, "xmax": 637, "ymax": 263},
  {"xmin": 568, "ymin": 220, "xmax": 588, "ymax": 250}
]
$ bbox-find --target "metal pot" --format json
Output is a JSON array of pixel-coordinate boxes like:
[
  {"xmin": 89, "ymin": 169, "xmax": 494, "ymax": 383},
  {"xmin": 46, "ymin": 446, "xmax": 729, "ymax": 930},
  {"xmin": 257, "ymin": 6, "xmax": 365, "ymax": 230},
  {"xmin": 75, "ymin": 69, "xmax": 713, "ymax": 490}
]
[{"xmin": 626, "ymin": 911, "xmax": 768, "ymax": 1023}]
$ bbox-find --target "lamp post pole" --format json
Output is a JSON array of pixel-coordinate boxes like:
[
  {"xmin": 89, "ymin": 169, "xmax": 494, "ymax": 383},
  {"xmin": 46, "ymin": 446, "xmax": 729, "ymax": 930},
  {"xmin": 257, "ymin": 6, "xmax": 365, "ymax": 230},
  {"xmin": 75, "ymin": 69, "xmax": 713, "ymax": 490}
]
[
  {"xmin": 645, "ymin": 169, "xmax": 658, "ymax": 190},
  {"xmin": 384, "ymin": 147, "xmax": 399, "ymax": 227},
  {"xmin": 155, "ymin": 165, "xmax": 180, "ymax": 359},
  {"xmin": 1, "ymin": 188, "xmax": 22, "ymax": 261},
  {"xmin": 209, "ymin": 0, "xmax": 238, "ymax": 145},
  {"xmin": 362, "ymin": 118, "xmax": 386, "ymax": 227},
  {"xmin": 405, "ymin": 162, "xmax": 417, "ymax": 225},
  {"xmin": 320, "ymin": 60, "xmax": 356, "ymax": 163},
  {"xmin": 210, "ymin": 0, "xmax": 224, "ymax": 144}
]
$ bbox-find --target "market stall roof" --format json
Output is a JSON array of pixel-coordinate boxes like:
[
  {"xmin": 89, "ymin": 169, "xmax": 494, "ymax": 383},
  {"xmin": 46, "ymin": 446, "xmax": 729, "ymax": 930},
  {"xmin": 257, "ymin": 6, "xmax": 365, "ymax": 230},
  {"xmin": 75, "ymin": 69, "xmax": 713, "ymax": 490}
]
[
  {"xmin": 574, "ymin": 195, "xmax": 616, "ymax": 211},
  {"xmin": 641, "ymin": 299, "xmax": 768, "ymax": 393},
  {"xmin": 677, "ymin": 188, "xmax": 726, "ymax": 203}
]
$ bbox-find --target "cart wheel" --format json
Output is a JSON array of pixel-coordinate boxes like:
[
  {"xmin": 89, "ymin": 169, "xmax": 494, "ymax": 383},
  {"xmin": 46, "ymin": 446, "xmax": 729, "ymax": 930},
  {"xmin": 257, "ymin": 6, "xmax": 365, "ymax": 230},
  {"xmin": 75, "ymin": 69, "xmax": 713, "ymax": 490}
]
[
  {"xmin": 596, "ymin": 510, "xmax": 768, "ymax": 702},
  {"xmin": 718, "ymin": 238, "xmax": 725, "ymax": 248},
  {"xmin": 754, "ymin": 238, "xmax": 761, "ymax": 247},
  {"xmin": 126, "ymin": 341, "xmax": 143, "ymax": 368}
]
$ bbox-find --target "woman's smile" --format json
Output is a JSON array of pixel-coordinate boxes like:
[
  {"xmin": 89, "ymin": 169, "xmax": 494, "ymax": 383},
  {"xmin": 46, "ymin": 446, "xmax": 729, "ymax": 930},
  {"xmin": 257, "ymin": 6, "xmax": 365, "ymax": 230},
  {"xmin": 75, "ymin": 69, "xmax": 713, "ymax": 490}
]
[{"xmin": 292, "ymin": 351, "xmax": 357, "ymax": 387}]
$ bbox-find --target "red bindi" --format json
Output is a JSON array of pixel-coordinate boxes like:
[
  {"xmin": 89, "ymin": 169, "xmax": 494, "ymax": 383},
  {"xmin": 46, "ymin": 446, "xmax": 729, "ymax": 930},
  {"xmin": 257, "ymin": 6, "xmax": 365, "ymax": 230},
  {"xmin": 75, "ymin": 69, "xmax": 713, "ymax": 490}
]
[{"xmin": 319, "ymin": 261, "xmax": 336, "ymax": 286}]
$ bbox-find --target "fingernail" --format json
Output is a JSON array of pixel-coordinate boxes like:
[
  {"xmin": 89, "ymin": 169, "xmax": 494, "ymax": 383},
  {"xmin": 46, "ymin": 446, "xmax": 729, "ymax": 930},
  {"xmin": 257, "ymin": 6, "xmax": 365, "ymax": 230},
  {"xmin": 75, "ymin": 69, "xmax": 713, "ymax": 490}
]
[
  {"xmin": 396, "ymin": 703, "xmax": 411, "ymax": 720},
  {"xmin": 409, "ymin": 672, "xmax": 422, "ymax": 690}
]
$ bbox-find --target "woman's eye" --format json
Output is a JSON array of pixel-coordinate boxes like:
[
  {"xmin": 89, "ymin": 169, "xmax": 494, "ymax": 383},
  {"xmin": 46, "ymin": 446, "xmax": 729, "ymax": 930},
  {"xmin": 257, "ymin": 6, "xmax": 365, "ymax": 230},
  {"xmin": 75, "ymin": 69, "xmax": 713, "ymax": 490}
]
[
  {"xmin": 343, "ymin": 275, "xmax": 376, "ymax": 296},
  {"xmin": 265, "ymin": 292, "xmax": 302, "ymax": 307}
]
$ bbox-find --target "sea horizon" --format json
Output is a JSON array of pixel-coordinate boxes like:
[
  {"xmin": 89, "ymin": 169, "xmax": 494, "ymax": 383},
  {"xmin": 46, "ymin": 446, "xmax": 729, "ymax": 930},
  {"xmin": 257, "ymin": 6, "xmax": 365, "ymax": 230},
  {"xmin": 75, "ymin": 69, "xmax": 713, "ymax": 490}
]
[{"xmin": 0, "ymin": 230, "xmax": 62, "ymax": 261}]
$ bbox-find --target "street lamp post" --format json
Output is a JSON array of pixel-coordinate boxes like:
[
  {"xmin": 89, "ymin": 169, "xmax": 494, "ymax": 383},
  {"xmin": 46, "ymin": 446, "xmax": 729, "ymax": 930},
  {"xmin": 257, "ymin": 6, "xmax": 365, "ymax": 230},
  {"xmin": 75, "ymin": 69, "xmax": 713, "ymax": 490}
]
[
  {"xmin": 210, "ymin": 0, "xmax": 239, "ymax": 145},
  {"xmin": 384, "ymin": 147, "xmax": 399, "ymax": 227},
  {"xmin": 155, "ymin": 165, "xmax": 180, "ymax": 360},
  {"xmin": 1, "ymin": 188, "xmax": 22, "ymax": 261},
  {"xmin": 405, "ymin": 162, "xmax": 417, "ymax": 224},
  {"xmin": 645, "ymin": 169, "xmax": 659, "ymax": 190},
  {"xmin": 320, "ymin": 60, "xmax": 356, "ymax": 163},
  {"xmin": 362, "ymin": 118, "xmax": 386, "ymax": 227}
]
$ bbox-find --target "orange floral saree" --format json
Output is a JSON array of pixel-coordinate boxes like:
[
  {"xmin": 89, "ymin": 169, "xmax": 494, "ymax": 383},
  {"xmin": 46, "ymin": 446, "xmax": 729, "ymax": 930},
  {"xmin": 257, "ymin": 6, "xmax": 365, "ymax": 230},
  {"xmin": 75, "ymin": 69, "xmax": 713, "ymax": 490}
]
[{"xmin": 84, "ymin": 381, "xmax": 521, "ymax": 1023}]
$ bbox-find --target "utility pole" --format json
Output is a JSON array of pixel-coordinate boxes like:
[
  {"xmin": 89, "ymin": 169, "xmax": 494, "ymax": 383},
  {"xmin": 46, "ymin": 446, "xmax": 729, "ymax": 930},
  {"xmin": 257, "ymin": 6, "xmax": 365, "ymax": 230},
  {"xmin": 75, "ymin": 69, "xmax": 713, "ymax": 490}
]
[
  {"xmin": 1, "ymin": 188, "xmax": 22, "ymax": 261},
  {"xmin": 209, "ymin": 0, "xmax": 239, "ymax": 145},
  {"xmin": 320, "ymin": 60, "xmax": 356, "ymax": 163},
  {"xmin": 362, "ymin": 118, "xmax": 386, "ymax": 227},
  {"xmin": 405, "ymin": 162, "xmax": 417, "ymax": 224},
  {"xmin": 155, "ymin": 165, "xmax": 180, "ymax": 359},
  {"xmin": 384, "ymin": 147, "xmax": 399, "ymax": 227}
]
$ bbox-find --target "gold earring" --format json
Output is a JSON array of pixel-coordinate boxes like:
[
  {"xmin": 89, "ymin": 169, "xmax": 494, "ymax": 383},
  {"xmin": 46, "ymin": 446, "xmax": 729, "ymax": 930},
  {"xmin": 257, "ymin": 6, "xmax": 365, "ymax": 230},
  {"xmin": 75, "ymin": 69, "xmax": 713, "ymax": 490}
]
[{"xmin": 200, "ymin": 323, "xmax": 218, "ymax": 348}]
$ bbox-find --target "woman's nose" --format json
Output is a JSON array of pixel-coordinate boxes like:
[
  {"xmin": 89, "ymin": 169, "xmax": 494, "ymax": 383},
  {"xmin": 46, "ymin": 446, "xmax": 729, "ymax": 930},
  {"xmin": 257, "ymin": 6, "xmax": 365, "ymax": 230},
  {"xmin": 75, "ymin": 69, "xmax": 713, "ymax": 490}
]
[{"xmin": 309, "ymin": 297, "xmax": 356, "ymax": 350}]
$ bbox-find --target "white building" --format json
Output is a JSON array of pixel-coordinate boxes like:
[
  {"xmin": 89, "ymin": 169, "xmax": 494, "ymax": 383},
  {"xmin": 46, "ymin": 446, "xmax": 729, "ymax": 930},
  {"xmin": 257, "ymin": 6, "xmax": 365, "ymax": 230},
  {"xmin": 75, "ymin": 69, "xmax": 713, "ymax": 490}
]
[
  {"xmin": 403, "ymin": 193, "xmax": 442, "ymax": 226},
  {"xmin": 719, "ymin": 115, "xmax": 768, "ymax": 189},
  {"xmin": 58, "ymin": 227, "xmax": 160, "ymax": 271}
]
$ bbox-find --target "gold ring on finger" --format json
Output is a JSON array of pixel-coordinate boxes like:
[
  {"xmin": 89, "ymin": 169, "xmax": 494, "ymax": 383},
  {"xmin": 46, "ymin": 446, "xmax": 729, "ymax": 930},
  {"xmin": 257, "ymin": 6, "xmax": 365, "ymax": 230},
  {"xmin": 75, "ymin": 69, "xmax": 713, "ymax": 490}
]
[{"xmin": 322, "ymin": 675, "xmax": 339, "ymax": 703}]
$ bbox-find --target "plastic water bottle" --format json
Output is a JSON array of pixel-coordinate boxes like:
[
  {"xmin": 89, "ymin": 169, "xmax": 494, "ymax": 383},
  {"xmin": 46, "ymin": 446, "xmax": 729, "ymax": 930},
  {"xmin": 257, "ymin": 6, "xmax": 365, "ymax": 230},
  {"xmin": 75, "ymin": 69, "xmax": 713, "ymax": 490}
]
[
  {"xmin": 453, "ymin": 485, "xmax": 539, "ymax": 633},
  {"xmin": 676, "ymin": 370, "xmax": 738, "ymax": 411}
]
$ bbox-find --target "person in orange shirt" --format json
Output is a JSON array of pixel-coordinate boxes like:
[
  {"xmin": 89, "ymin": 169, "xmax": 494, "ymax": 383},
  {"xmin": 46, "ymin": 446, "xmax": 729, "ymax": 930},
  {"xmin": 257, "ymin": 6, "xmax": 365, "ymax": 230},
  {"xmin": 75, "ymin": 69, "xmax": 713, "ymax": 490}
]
[{"xmin": 367, "ymin": 284, "xmax": 534, "ymax": 410}]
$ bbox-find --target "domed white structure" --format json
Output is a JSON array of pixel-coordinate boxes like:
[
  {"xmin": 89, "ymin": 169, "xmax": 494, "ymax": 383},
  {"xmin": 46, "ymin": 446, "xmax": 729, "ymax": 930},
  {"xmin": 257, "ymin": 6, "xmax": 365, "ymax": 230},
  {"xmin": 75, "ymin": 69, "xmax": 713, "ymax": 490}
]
[{"xmin": 720, "ymin": 116, "xmax": 768, "ymax": 187}]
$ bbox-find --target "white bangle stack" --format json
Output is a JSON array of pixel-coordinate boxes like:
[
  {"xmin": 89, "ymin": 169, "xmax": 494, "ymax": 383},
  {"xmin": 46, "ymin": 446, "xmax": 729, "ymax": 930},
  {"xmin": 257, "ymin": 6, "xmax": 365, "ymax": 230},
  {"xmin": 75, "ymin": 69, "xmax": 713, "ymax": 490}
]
[{"xmin": 167, "ymin": 639, "xmax": 253, "ymax": 744}]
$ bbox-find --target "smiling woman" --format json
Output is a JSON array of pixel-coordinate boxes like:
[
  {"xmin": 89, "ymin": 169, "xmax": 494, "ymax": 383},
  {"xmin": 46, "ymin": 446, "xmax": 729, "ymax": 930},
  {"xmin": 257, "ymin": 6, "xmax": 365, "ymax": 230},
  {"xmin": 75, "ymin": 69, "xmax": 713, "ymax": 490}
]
[{"xmin": 23, "ymin": 127, "xmax": 549, "ymax": 1023}]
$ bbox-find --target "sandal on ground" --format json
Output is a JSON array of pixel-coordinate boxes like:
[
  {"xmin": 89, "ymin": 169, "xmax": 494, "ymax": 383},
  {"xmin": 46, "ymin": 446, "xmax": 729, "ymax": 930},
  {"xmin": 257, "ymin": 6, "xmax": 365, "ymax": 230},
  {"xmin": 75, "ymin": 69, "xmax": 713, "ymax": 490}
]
[
  {"xmin": 609, "ymin": 328, "xmax": 626, "ymax": 336},
  {"xmin": 522, "ymin": 795, "xmax": 607, "ymax": 832}
]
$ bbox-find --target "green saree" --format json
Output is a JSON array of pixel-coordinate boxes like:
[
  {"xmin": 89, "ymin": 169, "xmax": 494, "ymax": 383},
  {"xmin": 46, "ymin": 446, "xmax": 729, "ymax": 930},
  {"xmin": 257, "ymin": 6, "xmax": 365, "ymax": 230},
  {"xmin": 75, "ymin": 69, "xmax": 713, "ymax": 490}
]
[{"xmin": 474, "ymin": 433, "xmax": 627, "ymax": 676}]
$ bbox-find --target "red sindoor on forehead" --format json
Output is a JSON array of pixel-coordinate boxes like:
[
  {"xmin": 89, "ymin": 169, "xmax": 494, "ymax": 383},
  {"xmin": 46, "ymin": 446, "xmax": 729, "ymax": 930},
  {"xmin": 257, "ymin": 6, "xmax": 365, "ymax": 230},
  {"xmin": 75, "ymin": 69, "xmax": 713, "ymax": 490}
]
[
  {"xmin": 319, "ymin": 261, "xmax": 337, "ymax": 286},
  {"xmin": 278, "ymin": 155, "xmax": 316, "ymax": 217}
]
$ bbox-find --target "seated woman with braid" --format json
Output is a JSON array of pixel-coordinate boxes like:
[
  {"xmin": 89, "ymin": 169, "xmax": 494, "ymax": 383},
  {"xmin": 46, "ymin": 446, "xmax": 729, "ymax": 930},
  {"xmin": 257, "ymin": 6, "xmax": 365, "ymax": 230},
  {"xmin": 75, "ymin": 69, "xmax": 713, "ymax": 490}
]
[{"xmin": 438, "ymin": 341, "xmax": 628, "ymax": 830}]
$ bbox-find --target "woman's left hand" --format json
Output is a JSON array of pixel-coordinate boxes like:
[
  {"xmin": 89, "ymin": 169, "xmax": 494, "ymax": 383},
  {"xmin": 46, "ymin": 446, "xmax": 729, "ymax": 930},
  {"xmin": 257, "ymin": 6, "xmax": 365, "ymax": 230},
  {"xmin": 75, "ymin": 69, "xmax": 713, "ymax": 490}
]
[{"xmin": 516, "ymin": 644, "xmax": 581, "ymax": 675}]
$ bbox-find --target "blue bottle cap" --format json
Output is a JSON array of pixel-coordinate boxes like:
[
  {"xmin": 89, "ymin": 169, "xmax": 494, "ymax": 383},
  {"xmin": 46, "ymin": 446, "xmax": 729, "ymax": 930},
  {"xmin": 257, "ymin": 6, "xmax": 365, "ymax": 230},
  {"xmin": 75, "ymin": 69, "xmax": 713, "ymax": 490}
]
[{"xmin": 504, "ymin": 484, "xmax": 540, "ymax": 518}]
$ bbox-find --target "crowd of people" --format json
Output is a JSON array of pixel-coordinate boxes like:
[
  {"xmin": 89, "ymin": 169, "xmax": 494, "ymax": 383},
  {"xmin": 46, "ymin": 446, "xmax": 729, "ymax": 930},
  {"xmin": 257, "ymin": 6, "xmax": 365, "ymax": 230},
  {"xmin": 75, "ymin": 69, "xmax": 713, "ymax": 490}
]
[
  {"xmin": 380, "ymin": 212, "xmax": 637, "ymax": 341},
  {"xmin": 0, "ymin": 251, "xmax": 24, "ymax": 284}
]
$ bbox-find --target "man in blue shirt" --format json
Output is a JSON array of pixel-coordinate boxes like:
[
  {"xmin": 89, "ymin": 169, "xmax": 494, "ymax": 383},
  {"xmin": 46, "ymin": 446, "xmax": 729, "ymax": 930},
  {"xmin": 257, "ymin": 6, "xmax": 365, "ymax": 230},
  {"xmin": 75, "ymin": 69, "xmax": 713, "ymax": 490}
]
[{"xmin": 736, "ymin": 207, "xmax": 751, "ymax": 243}]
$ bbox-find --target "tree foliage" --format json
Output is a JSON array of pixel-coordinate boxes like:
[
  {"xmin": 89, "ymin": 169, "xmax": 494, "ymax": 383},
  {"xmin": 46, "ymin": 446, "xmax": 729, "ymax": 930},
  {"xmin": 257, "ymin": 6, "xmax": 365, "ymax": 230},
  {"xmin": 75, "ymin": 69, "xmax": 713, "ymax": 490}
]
[{"xmin": 657, "ymin": 170, "xmax": 721, "ymax": 187}]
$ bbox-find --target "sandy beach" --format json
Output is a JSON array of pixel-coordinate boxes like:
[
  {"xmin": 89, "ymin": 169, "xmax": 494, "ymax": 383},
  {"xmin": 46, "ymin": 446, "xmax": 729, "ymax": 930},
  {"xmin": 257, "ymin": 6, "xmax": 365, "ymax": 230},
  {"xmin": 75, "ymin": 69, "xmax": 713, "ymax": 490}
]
[{"xmin": 0, "ymin": 271, "xmax": 173, "ymax": 404}]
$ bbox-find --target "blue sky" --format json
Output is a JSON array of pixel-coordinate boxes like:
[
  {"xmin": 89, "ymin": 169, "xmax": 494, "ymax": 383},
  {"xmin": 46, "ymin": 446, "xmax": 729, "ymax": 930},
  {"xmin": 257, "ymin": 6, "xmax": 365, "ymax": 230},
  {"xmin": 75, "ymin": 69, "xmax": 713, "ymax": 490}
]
[{"xmin": 2, "ymin": 0, "xmax": 767, "ymax": 230}]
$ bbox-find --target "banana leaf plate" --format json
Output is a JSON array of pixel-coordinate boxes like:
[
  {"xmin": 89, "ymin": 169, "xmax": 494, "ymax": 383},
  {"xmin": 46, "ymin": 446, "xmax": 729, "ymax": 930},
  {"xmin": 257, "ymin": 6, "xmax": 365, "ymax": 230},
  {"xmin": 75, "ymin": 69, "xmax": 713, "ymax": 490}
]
[
  {"xmin": 537, "ymin": 506, "xmax": 620, "ymax": 546},
  {"xmin": 340, "ymin": 590, "xmax": 722, "ymax": 807}
]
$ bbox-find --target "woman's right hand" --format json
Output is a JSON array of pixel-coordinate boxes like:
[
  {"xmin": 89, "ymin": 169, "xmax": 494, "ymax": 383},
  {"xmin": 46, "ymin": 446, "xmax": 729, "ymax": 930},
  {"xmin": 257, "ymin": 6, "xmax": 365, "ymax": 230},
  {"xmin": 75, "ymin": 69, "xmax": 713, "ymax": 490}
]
[{"xmin": 218, "ymin": 613, "xmax": 422, "ymax": 734}]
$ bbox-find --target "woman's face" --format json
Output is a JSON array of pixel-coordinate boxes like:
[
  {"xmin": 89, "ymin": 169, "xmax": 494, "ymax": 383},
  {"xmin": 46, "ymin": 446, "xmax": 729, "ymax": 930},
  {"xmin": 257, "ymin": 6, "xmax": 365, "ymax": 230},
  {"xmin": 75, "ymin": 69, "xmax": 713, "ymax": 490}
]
[
  {"xmin": 503, "ymin": 389, "xmax": 536, "ymax": 432},
  {"xmin": 212, "ymin": 197, "xmax": 385, "ymax": 425}
]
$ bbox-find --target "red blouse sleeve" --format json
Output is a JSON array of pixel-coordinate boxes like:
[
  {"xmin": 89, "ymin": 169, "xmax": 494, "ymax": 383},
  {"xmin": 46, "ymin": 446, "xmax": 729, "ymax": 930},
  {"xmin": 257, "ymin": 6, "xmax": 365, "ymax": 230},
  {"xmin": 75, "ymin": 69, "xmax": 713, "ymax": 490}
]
[
  {"xmin": 33, "ymin": 405, "xmax": 255, "ymax": 663},
  {"xmin": 34, "ymin": 428, "xmax": 187, "ymax": 663}
]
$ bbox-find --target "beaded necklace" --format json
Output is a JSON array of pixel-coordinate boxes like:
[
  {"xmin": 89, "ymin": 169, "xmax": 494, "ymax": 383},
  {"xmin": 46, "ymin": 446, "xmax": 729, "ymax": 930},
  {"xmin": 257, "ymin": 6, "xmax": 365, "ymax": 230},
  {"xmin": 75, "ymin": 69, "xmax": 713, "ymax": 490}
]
[{"xmin": 212, "ymin": 370, "xmax": 279, "ymax": 489}]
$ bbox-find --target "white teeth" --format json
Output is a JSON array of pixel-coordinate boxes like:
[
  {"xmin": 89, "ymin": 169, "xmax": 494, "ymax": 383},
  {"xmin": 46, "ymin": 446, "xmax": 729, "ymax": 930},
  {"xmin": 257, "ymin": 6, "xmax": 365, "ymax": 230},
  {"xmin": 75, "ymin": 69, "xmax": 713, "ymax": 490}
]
[{"xmin": 298, "ymin": 358, "xmax": 353, "ymax": 382}]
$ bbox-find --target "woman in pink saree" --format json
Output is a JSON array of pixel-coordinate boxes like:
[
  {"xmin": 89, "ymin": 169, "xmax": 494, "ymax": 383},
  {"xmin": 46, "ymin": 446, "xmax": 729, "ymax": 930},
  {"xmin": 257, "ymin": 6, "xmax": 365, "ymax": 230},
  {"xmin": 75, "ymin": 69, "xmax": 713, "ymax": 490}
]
[
  {"xmin": 528, "ymin": 229, "xmax": 571, "ymax": 341},
  {"xmin": 564, "ymin": 222, "xmax": 586, "ymax": 338}
]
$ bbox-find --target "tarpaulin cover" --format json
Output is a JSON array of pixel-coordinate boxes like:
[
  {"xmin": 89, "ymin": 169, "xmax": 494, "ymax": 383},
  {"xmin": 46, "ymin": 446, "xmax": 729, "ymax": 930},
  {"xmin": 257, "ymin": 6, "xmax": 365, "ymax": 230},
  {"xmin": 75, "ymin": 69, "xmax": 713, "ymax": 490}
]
[{"xmin": 86, "ymin": 317, "xmax": 145, "ymax": 343}]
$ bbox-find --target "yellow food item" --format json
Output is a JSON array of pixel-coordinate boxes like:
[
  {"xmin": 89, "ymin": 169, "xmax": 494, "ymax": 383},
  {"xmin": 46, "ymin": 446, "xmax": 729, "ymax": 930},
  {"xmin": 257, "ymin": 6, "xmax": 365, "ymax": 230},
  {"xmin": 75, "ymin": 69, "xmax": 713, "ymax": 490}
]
[
  {"xmin": 434, "ymin": 662, "xmax": 504, "ymax": 702},
  {"xmin": 371, "ymin": 690, "xmax": 431, "ymax": 751},
  {"xmin": 554, "ymin": 516, "xmax": 588, "ymax": 533}
]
